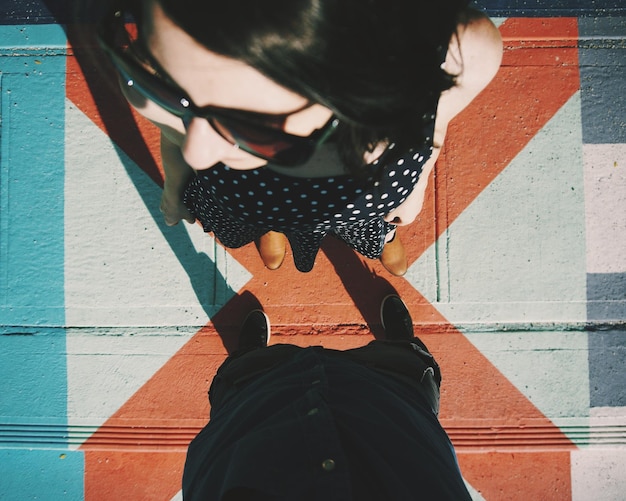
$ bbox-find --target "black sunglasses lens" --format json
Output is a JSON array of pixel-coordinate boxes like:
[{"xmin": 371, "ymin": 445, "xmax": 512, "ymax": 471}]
[
  {"xmin": 271, "ymin": 147, "xmax": 314, "ymax": 166},
  {"xmin": 211, "ymin": 117, "xmax": 312, "ymax": 166}
]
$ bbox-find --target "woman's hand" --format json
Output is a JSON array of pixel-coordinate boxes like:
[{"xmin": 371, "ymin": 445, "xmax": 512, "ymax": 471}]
[
  {"xmin": 160, "ymin": 190, "xmax": 195, "ymax": 226},
  {"xmin": 160, "ymin": 130, "xmax": 196, "ymax": 226},
  {"xmin": 384, "ymin": 155, "xmax": 436, "ymax": 226}
]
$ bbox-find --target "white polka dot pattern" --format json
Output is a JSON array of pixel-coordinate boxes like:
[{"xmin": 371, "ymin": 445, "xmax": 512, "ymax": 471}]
[{"xmin": 184, "ymin": 135, "xmax": 434, "ymax": 272}]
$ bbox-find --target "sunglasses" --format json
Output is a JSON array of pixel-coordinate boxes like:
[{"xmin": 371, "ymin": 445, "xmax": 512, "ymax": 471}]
[{"xmin": 97, "ymin": 4, "xmax": 339, "ymax": 167}]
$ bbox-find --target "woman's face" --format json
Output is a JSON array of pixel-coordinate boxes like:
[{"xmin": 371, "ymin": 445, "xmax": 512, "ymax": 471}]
[{"xmin": 124, "ymin": 0, "xmax": 333, "ymax": 170}]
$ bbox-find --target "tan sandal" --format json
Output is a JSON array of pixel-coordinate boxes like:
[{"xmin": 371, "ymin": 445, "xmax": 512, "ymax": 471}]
[
  {"xmin": 380, "ymin": 233, "xmax": 408, "ymax": 276},
  {"xmin": 258, "ymin": 231, "xmax": 287, "ymax": 270}
]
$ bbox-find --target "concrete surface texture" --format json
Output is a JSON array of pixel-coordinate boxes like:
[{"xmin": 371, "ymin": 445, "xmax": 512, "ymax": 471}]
[{"xmin": 1, "ymin": 1, "xmax": 625, "ymax": 500}]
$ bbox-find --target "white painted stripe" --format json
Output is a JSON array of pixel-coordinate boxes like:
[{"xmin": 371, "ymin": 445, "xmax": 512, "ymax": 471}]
[
  {"xmin": 63, "ymin": 99, "xmax": 250, "ymax": 327},
  {"xmin": 65, "ymin": 327, "xmax": 200, "ymax": 448},
  {"xmin": 572, "ymin": 448, "xmax": 626, "ymax": 500},
  {"xmin": 169, "ymin": 490, "xmax": 183, "ymax": 501},
  {"xmin": 465, "ymin": 480, "xmax": 487, "ymax": 501},
  {"xmin": 491, "ymin": 17, "xmax": 508, "ymax": 29}
]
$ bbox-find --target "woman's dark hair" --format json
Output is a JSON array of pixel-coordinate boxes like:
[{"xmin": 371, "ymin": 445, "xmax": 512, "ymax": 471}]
[{"xmin": 154, "ymin": 0, "xmax": 470, "ymax": 173}]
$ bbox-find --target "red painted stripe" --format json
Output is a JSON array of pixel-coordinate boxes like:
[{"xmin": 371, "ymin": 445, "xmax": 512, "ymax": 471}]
[
  {"xmin": 458, "ymin": 451, "xmax": 572, "ymax": 500},
  {"xmin": 83, "ymin": 451, "xmax": 186, "ymax": 501},
  {"xmin": 66, "ymin": 25, "xmax": 164, "ymax": 187}
]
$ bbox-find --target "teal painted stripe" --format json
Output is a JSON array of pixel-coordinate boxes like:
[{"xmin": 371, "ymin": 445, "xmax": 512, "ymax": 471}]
[
  {"xmin": 0, "ymin": 449, "xmax": 84, "ymax": 501},
  {"xmin": 0, "ymin": 24, "xmax": 66, "ymax": 50},
  {"xmin": 0, "ymin": 26, "xmax": 75, "ymax": 500},
  {"xmin": 0, "ymin": 25, "xmax": 66, "ymax": 328},
  {"xmin": 0, "ymin": 332, "xmax": 69, "ymax": 422}
]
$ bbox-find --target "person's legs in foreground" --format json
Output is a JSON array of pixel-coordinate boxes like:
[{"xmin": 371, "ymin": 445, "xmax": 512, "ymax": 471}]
[{"xmin": 185, "ymin": 295, "xmax": 469, "ymax": 500}]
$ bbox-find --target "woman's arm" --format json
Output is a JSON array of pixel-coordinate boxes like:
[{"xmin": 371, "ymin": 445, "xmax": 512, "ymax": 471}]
[
  {"xmin": 384, "ymin": 9, "xmax": 503, "ymax": 226},
  {"xmin": 160, "ymin": 131, "xmax": 197, "ymax": 226}
]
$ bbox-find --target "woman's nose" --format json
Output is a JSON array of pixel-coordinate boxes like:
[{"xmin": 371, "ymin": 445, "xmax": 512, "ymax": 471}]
[{"xmin": 181, "ymin": 117, "xmax": 233, "ymax": 169}]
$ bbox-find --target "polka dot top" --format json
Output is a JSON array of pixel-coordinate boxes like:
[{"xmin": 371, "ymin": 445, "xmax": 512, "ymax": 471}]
[{"xmin": 184, "ymin": 120, "xmax": 436, "ymax": 272}]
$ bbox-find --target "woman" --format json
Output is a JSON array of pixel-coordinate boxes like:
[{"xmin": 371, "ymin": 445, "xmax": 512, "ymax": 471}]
[{"xmin": 97, "ymin": 0, "xmax": 502, "ymax": 275}]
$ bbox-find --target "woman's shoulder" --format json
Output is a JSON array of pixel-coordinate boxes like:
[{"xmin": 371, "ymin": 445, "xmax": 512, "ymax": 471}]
[
  {"xmin": 450, "ymin": 9, "xmax": 503, "ymax": 90},
  {"xmin": 435, "ymin": 9, "xmax": 503, "ymax": 127}
]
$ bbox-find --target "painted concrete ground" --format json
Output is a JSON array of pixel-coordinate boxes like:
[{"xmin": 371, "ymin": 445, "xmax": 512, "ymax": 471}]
[{"xmin": 1, "ymin": 3, "xmax": 625, "ymax": 500}]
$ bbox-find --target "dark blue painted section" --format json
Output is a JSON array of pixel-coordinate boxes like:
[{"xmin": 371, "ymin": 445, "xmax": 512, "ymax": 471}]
[
  {"xmin": 0, "ymin": 0, "xmax": 103, "ymax": 24},
  {"xmin": 474, "ymin": 0, "xmax": 626, "ymax": 17},
  {"xmin": 0, "ymin": 0, "xmax": 66, "ymax": 24},
  {"xmin": 587, "ymin": 272, "xmax": 626, "ymax": 321},
  {"xmin": 587, "ymin": 272, "xmax": 626, "ymax": 408},
  {"xmin": 588, "ymin": 330, "xmax": 626, "ymax": 407},
  {"xmin": 579, "ymin": 17, "xmax": 626, "ymax": 144},
  {"xmin": 0, "ymin": 449, "xmax": 84, "ymax": 501},
  {"xmin": 0, "ymin": 0, "xmax": 65, "ymax": 24}
]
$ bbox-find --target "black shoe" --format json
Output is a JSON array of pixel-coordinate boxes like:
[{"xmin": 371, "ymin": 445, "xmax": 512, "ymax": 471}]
[
  {"xmin": 380, "ymin": 295, "xmax": 414, "ymax": 340},
  {"xmin": 238, "ymin": 310, "xmax": 271, "ymax": 351}
]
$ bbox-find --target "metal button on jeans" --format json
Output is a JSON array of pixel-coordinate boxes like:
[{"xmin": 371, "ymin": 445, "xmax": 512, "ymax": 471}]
[{"xmin": 321, "ymin": 459, "xmax": 336, "ymax": 471}]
